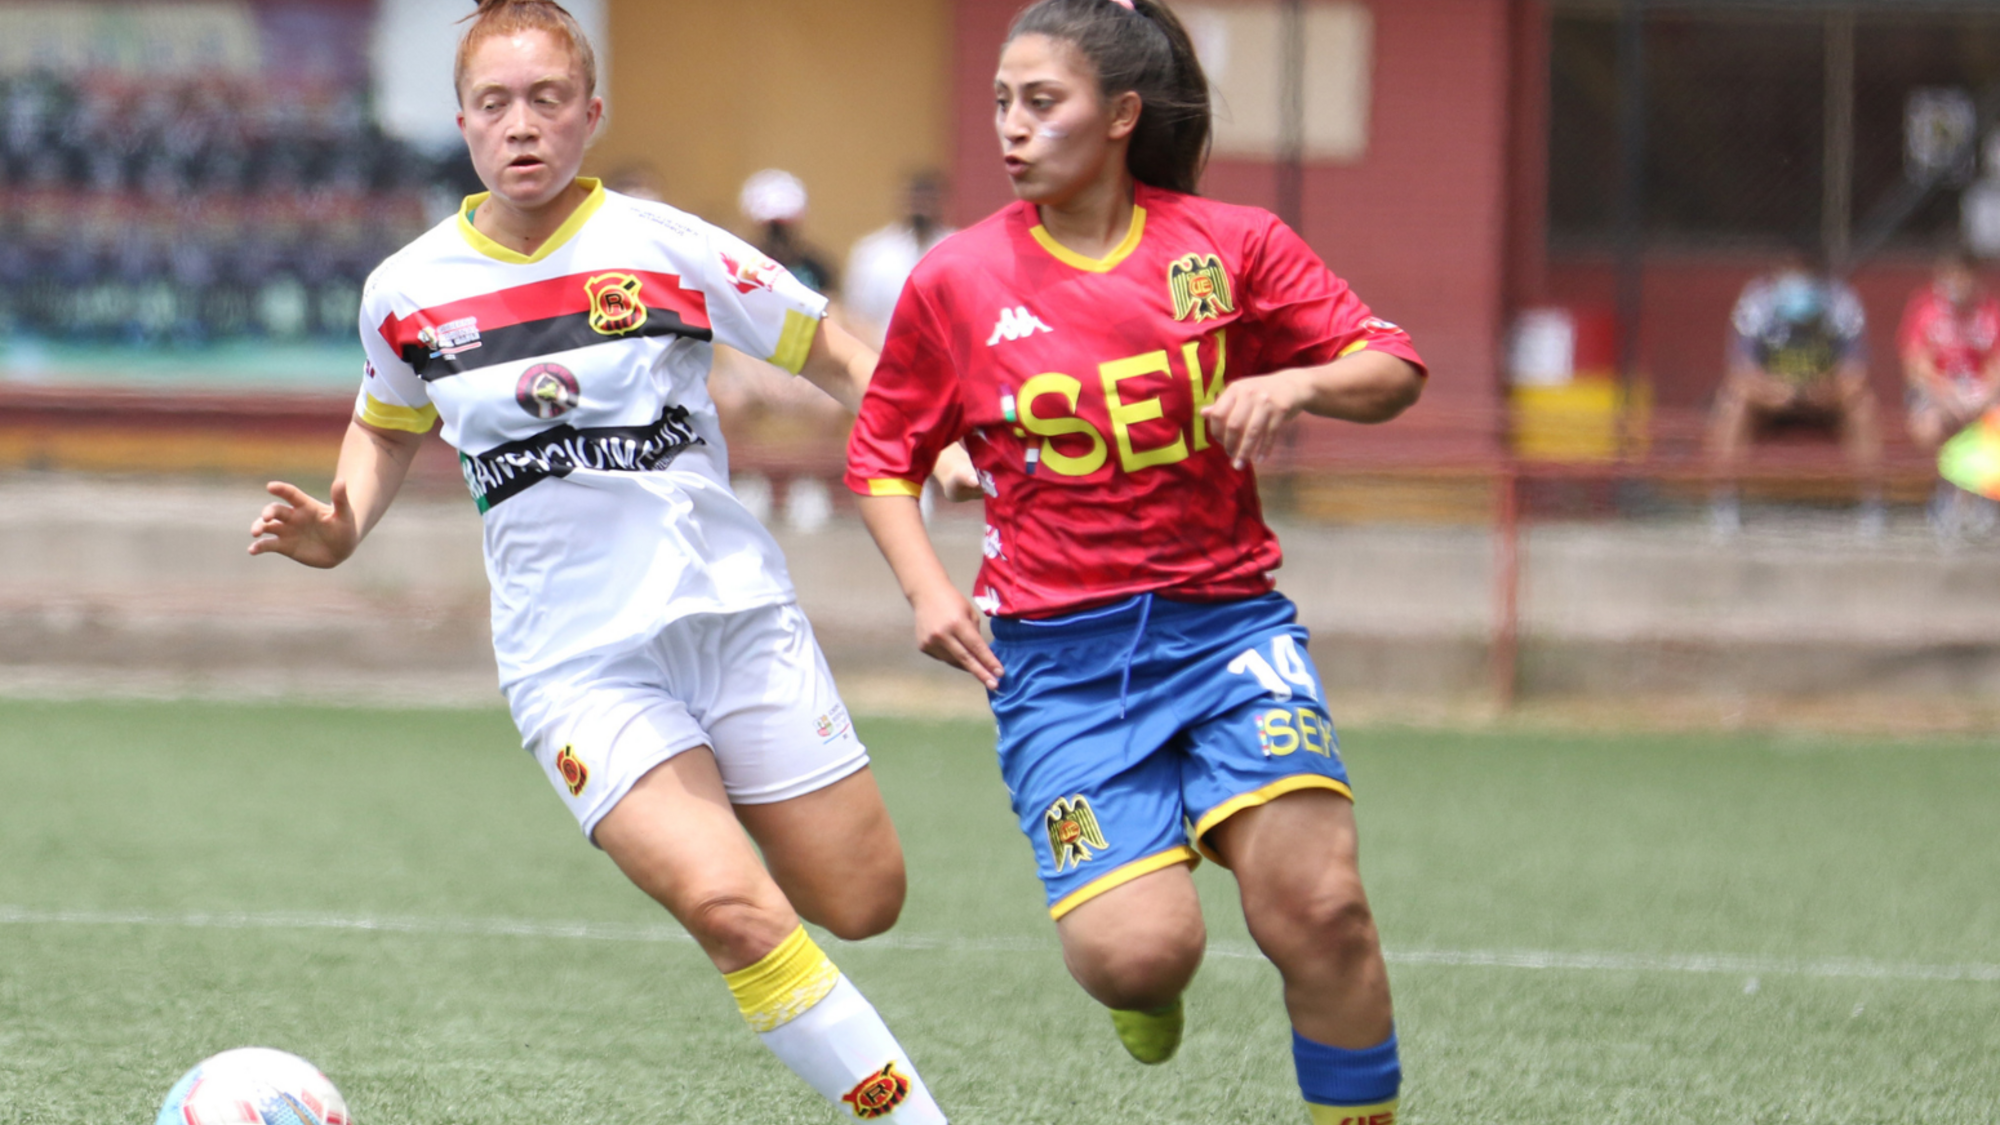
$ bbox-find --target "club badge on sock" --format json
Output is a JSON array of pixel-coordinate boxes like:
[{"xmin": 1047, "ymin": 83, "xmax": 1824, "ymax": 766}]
[{"xmin": 840, "ymin": 1061, "xmax": 911, "ymax": 1119}]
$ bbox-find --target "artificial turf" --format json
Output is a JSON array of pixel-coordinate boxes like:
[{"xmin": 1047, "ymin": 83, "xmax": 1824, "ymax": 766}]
[{"xmin": 1, "ymin": 700, "xmax": 1995, "ymax": 1124}]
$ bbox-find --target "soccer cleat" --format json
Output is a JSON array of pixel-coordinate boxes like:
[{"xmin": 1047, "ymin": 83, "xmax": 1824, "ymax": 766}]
[{"xmin": 1109, "ymin": 999, "xmax": 1184, "ymax": 1064}]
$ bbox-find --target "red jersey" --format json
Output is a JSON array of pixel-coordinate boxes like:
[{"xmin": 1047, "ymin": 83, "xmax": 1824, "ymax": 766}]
[
  {"xmin": 845, "ymin": 185, "xmax": 1424, "ymax": 618},
  {"xmin": 1899, "ymin": 285, "xmax": 2000, "ymax": 390}
]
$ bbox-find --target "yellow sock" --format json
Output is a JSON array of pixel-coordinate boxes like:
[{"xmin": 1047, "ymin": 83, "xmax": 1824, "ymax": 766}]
[
  {"xmin": 1307, "ymin": 1099, "xmax": 1399, "ymax": 1125},
  {"xmin": 722, "ymin": 925, "xmax": 840, "ymax": 1033}
]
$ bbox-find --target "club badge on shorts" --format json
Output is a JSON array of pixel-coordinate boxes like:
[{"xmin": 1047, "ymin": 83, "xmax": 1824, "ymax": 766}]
[
  {"xmin": 840, "ymin": 1061, "xmax": 911, "ymax": 1119},
  {"xmin": 555, "ymin": 744, "xmax": 590, "ymax": 797},
  {"xmin": 1045, "ymin": 795, "xmax": 1108, "ymax": 872},
  {"xmin": 1168, "ymin": 253, "xmax": 1234, "ymax": 322}
]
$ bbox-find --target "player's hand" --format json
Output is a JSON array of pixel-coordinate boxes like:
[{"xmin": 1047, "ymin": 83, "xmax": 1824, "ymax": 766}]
[
  {"xmin": 930, "ymin": 442, "xmax": 983, "ymax": 502},
  {"xmin": 911, "ymin": 584, "xmax": 1004, "ymax": 689},
  {"xmin": 248, "ymin": 480, "xmax": 360, "ymax": 569},
  {"xmin": 1201, "ymin": 372, "xmax": 1308, "ymax": 469}
]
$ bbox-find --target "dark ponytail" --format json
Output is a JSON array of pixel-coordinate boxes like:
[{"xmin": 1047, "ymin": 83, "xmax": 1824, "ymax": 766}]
[{"xmin": 1007, "ymin": 0, "xmax": 1212, "ymax": 195}]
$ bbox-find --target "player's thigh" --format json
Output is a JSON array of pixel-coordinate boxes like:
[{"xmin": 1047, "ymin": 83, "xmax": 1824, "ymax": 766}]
[
  {"xmin": 1172, "ymin": 617, "xmax": 1367, "ymax": 937},
  {"xmin": 593, "ymin": 747, "xmax": 799, "ymax": 967},
  {"xmin": 694, "ymin": 603, "xmax": 896, "ymax": 926},
  {"xmin": 1054, "ymin": 859, "xmax": 1204, "ymax": 998},
  {"xmin": 733, "ymin": 765, "xmax": 906, "ymax": 939},
  {"xmin": 1206, "ymin": 787, "xmax": 1369, "ymax": 934}
]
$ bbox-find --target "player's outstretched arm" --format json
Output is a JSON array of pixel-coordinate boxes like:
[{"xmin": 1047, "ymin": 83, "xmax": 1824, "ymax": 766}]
[
  {"xmin": 856, "ymin": 493, "xmax": 1004, "ymax": 689},
  {"xmin": 796, "ymin": 318, "xmax": 875, "ymax": 413},
  {"xmin": 249, "ymin": 418, "xmax": 425, "ymax": 568},
  {"xmin": 801, "ymin": 320, "xmax": 982, "ymax": 498},
  {"xmin": 1201, "ymin": 349, "xmax": 1424, "ymax": 469}
]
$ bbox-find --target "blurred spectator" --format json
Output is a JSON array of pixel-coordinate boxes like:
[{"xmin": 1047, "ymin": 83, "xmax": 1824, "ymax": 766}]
[
  {"xmin": 739, "ymin": 168, "xmax": 835, "ymax": 296},
  {"xmin": 1707, "ymin": 250, "xmax": 1883, "ymax": 535},
  {"xmin": 843, "ymin": 171, "xmax": 953, "ymax": 349},
  {"xmin": 1900, "ymin": 249, "xmax": 2000, "ymax": 537},
  {"xmin": 1900, "ymin": 248, "xmax": 2000, "ymax": 451},
  {"xmin": 0, "ymin": 68, "xmax": 454, "ymax": 348}
]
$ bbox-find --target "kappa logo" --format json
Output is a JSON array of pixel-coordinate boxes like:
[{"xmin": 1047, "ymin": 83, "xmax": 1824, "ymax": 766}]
[
  {"xmin": 585, "ymin": 273, "xmax": 648, "ymax": 335},
  {"xmin": 985, "ymin": 306, "xmax": 1053, "ymax": 346},
  {"xmin": 972, "ymin": 586, "xmax": 1002, "ymax": 615},
  {"xmin": 516, "ymin": 363, "xmax": 581, "ymax": 420},
  {"xmin": 417, "ymin": 315, "xmax": 482, "ymax": 358},
  {"xmin": 720, "ymin": 251, "xmax": 783, "ymax": 295},
  {"xmin": 981, "ymin": 523, "xmax": 1004, "ymax": 560},
  {"xmin": 1168, "ymin": 253, "xmax": 1234, "ymax": 322},
  {"xmin": 555, "ymin": 744, "xmax": 589, "ymax": 797},
  {"xmin": 840, "ymin": 1062, "xmax": 911, "ymax": 1120},
  {"xmin": 1045, "ymin": 795, "xmax": 1108, "ymax": 872}
]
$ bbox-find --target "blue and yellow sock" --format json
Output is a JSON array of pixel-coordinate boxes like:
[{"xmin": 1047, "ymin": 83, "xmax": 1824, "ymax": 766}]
[{"xmin": 1293, "ymin": 1028, "xmax": 1400, "ymax": 1124}]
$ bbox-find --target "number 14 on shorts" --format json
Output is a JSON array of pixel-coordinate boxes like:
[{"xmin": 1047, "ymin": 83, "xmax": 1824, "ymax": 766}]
[
  {"xmin": 1228, "ymin": 635, "xmax": 1336, "ymax": 759},
  {"xmin": 1228, "ymin": 634, "xmax": 1317, "ymax": 701}
]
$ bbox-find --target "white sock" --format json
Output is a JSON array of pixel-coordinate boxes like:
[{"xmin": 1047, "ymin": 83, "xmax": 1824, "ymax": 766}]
[
  {"xmin": 723, "ymin": 926, "xmax": 946, "ymax": 1122},
  {"xmin": 759, "ymin": 976, "xmax": 946, "ymax": 1122}
]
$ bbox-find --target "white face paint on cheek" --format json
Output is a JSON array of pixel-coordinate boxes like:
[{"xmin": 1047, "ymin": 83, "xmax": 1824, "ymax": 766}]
[{"xmin": 1037, "ymin": 125, "xmax": 1069, "ymax": 141}]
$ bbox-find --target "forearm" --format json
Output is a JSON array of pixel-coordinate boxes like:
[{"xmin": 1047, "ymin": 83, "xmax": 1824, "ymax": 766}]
[
  {"xmin": 336, "ymin": 419, "xmax": 424, "ymax": 547},
  {"xmin": 856, "ymin": 493, "xmax": 957, "ymax": 605},
  {"xmin": 797, "ymin": 318, "xmax": 873, "ymax": 413},
  {"xmin": 1285, "ymin": 349, "xmax": 1424, "ymax": 424}
]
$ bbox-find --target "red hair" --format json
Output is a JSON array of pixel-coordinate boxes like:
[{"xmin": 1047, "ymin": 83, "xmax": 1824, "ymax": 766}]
[{"xmin": 454, "ymin": 0, "xmax": 598, "ymax": 102}]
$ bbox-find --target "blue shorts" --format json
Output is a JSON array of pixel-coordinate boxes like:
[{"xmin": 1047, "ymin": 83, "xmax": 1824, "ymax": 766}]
[{"xmin": 988, "ymin": 592, "xmax": 1351, "ymax": 920}]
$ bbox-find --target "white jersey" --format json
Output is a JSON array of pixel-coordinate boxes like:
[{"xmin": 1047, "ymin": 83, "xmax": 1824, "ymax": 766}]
[{"xmin": 355, "ymin": 178, "xmax": 829, "ymax": 687}]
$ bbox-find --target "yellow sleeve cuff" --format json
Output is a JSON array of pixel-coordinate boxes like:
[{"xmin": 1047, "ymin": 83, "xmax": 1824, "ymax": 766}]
[
  {"xmin": 359, "ymin": 394, "xmax": 439, "ymax": 434},
  {"xmin": 865, "ymin": 478, "xmax": 924, "ymax": 498},
  {"xmin": 770, "ymin": 309, "xmax": 820, "ymax": 375},
  {"xmin": 1337, "ymin": 339, "xmax": 1370, "ymax": 359}
]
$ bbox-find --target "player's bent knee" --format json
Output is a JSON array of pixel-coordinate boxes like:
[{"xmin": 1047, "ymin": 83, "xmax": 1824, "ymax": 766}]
[
  {"xmin": 1260, "ymin": 889, "xmax": 1378, "ymax": 967},
  {"xmin": 684, "ymin": 890, "xmax": 797, "ymax": 967},
  {"xmin": 1065, "ymin": 921, "xmax": 1205, "ymax": 1008},
  {"xmin": 809, "ymin": 882, "xmax": 904, "ymax": 942}
]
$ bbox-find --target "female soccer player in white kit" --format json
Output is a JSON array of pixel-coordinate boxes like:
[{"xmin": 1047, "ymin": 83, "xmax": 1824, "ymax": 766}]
[{"xmin": 249, "ymin": 3, "xmax": 948, "ymax": 1121}]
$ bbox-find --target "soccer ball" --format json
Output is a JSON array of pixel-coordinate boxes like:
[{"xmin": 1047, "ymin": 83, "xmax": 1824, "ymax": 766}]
[{"xmin": 155, "ymin": 1048, "xmax": 350, "ymax": 1125}]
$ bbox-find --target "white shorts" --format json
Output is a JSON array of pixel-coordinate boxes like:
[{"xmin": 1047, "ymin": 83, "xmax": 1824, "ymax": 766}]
[{"xmin": 505, "ymin": 600, "xmax": 868, "ymax": 840}]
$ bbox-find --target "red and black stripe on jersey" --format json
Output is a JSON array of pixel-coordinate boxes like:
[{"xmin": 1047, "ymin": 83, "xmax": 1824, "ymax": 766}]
[{"xmin": 378, "ymin": 269, "xmax": 713, "ymax": 381}]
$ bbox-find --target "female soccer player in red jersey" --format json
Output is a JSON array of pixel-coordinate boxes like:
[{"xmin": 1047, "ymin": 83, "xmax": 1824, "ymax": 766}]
[
  {"xmin": 249, "ymin": 3, "xmax": 950, "ymax": 1121},
  {"xmin": 846, "ymin": 1, "xmax": 1424, "ymax": 1120}
]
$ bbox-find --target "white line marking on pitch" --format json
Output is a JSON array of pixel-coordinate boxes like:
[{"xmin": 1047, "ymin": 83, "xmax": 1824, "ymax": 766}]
[{"xmin": 3, "ymin": 905, "xmax": 1996, "ymax": 984}]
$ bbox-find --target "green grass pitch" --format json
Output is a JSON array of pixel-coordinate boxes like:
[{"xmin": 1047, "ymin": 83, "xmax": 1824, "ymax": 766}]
[{"xmin": 2, "ymin": 699, "xmax": 1997, "ymax": 1124}]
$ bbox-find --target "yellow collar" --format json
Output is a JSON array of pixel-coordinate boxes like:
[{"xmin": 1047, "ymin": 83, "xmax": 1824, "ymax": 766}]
[
  {"xmin": 458, "ymin": 177, "xmax": 605, "ymax": 265},
  {"xmin": 1029, "ymin": 204, "xmax": 1147, "ymax": 273}
]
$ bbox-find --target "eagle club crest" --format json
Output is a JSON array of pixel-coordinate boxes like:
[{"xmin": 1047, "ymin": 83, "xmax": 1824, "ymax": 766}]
[
  {"xmin": 1045, "ymin": 795, "xmax": 1109, "ymax": 872},
  {"xmin": 555, "ymin": 744, "xmax": 589, "ymax": 798},
  {"xmin": 1168, "ymin": 253, "xmax": 1234, "ymax": 322},
  {"xmin": 840, "ymin": 1062, "xmax": 911, "ymax": 1120},
  {"xmin": 585, "ymin": 272, "xmax": 648, "ymax": 335}
]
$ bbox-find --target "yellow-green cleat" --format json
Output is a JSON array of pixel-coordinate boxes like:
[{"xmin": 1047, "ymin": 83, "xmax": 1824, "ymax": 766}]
[{"xmin": 1109, "ymin": 999, "xmax": 1184, "ymax": 1064}]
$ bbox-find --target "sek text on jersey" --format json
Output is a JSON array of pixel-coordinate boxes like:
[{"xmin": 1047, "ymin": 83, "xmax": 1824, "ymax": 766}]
[{"xmin": 1011, "ymin": 327, "xmax": 1238, "ymax": 477}]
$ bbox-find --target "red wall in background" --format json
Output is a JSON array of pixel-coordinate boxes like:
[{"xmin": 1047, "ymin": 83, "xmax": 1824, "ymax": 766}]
[{"xmin": 948, "ymin": 0, "xmax": 1515, "ymax": 453}]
